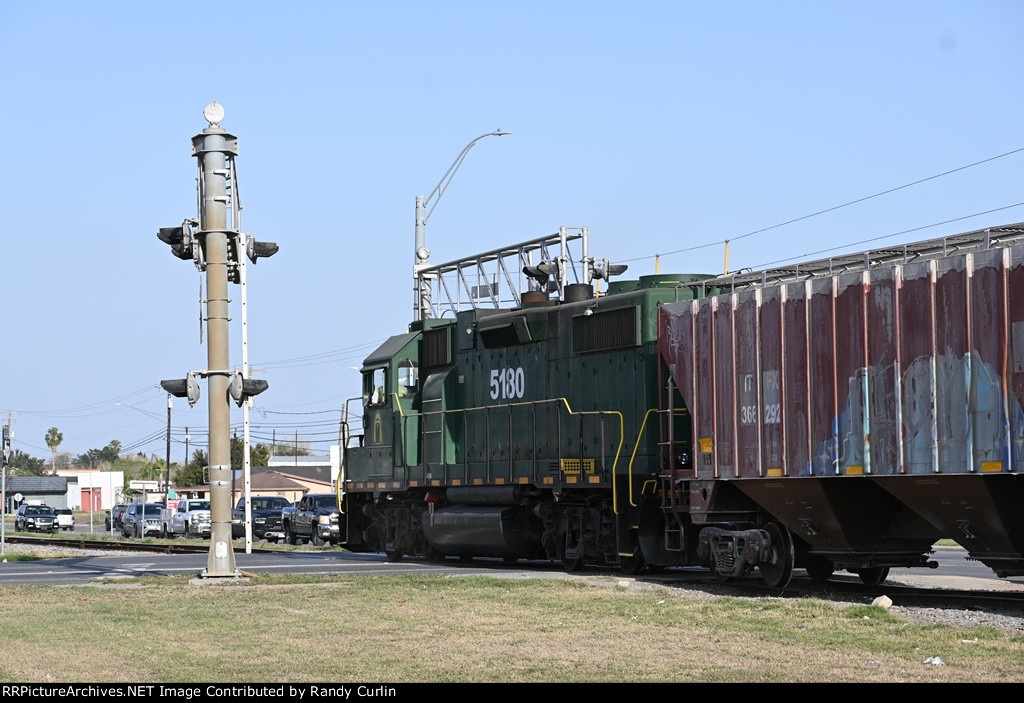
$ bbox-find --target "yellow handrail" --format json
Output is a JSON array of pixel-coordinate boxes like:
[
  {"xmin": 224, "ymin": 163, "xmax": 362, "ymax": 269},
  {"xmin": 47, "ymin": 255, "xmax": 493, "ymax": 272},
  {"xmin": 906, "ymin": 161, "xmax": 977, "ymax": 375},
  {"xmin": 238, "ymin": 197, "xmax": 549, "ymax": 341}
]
[
  {"xmin": 385, "ymin": 394, "xmax": 625, "ymax": 507},
  {"xmin": 625, "ymin": 407, "xmax": 689, "ymax": 507}
]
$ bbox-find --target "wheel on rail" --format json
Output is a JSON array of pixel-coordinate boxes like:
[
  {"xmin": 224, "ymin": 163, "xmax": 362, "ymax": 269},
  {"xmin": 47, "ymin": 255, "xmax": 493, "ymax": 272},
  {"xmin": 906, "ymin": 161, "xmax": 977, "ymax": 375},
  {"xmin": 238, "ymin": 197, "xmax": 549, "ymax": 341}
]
[
  {"xmin": 562, "ymin": 555, "xmax": 584, "ymax": 572},
  {"xmin": 854, "ymin": 567, "xmax": 890, "ymax": 586},
  {"xmin": 619, "ymin": 547, "xmax": 646, "ymax": 576},
  {"xmin": 709, "ymin": 563, "xmax": 732, "ymax": 582},
  {"xmin": 759, "ymin": 522, "xmax": 795, "ymax": 588},
  {"xmin": 804, "ymin": 556, "xmax": 835, "ymax": 583}
]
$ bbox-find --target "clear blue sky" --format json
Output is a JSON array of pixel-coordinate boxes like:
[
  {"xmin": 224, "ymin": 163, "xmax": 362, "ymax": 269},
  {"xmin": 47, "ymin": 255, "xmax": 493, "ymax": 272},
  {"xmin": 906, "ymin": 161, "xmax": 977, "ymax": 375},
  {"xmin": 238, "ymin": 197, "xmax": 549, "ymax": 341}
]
[{"xmin": 1, "ymin": 1, "xmax": 1021, "ymax": 461}]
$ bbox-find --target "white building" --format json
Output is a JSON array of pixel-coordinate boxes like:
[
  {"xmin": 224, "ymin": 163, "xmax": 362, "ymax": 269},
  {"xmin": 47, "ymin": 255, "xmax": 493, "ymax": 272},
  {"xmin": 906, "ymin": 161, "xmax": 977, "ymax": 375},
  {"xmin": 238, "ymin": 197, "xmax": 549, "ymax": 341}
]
[{"xmin": 52, "ymin": 468, "xmax": 125, "ymax": 511}]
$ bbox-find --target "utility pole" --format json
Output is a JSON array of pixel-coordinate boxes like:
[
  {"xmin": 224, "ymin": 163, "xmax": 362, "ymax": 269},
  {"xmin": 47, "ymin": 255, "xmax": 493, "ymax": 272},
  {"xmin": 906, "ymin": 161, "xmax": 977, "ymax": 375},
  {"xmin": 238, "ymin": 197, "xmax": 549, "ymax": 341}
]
[
  {"xmin": 165, "ymin": 395, "xmax": 172, "ymax": 499},
  {"xmin": 1, "ymin": 417, "xmax": 10, "ymax": 561},
  {"xmin": 156, "ymin": 103, "xmax": 277, "ymax": 578}
]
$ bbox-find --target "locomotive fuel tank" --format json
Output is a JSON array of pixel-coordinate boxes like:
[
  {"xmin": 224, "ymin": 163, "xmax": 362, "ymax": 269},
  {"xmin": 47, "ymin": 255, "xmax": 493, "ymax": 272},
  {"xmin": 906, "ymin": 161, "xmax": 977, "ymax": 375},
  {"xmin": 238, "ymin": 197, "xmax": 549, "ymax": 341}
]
[{"xmin": 421, "ymin": 505, "xmax": 544, "ymax": 560}]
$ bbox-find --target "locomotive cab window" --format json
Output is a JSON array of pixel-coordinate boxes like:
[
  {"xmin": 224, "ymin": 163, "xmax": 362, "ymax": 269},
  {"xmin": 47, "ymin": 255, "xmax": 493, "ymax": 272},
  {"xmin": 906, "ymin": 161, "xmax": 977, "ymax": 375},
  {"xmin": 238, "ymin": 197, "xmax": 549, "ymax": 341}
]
[
  {"xmin": 364, "ymin": 368, "xmax": 386, "ymax": 406},
  {"xmin": 397, "ymin": 360, "xmax": 418, "ymax": 397}
]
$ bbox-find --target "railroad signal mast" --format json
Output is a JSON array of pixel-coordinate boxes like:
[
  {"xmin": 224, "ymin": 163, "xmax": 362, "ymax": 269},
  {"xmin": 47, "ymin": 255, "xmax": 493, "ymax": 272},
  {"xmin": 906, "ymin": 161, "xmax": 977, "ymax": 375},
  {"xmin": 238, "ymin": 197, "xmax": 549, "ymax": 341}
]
[{"xmin": 156, "ymin": 103, "xmax": 278, "ymax": 578}]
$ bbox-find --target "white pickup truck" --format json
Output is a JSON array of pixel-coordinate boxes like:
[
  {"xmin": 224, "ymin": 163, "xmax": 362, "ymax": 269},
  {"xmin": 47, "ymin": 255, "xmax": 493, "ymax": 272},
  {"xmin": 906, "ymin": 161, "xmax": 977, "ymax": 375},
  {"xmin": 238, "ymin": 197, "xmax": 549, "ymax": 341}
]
[{"xmin": 164, "ymin": 499, "xmax": 212, "ymax": 538}]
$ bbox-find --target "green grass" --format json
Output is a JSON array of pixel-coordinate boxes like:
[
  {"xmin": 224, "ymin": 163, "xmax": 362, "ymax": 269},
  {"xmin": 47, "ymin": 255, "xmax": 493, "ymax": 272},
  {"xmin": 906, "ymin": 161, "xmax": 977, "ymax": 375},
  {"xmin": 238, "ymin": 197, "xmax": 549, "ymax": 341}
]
[{"xmin": 0, "ymin": 572, "xmax": 1020, "ymax": 683}]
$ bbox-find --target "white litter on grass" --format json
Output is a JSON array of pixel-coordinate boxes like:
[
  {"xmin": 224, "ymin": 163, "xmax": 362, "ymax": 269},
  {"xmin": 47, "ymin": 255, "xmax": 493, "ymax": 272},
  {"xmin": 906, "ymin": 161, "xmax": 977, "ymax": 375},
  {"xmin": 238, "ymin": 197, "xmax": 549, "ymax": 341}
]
[
  {"xmin": 923, "ymin": 656, "xmax": 944, "ymax": 666},
  {"xmin": 871, "ymin": 595, "xmax": 893, "ymax": 609},
  {"xmin": 868, "ymin": 660, "xmax": 882, "ymax": 667}
]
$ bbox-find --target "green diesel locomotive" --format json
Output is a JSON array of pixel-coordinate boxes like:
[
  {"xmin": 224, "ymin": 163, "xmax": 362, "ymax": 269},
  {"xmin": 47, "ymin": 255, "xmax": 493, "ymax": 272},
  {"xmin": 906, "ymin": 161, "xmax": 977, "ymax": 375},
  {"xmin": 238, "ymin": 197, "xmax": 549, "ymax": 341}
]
[{"xmin": 341, "ymin": 227, "xmax": 707, "ymax": 573}]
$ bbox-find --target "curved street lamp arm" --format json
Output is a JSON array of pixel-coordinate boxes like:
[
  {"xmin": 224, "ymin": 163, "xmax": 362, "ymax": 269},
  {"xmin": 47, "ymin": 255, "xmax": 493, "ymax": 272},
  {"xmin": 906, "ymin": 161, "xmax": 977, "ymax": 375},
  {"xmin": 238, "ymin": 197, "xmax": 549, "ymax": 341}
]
[{"xmin": 422, "ymin": 130, "xmax": 511, "ymax": 225}]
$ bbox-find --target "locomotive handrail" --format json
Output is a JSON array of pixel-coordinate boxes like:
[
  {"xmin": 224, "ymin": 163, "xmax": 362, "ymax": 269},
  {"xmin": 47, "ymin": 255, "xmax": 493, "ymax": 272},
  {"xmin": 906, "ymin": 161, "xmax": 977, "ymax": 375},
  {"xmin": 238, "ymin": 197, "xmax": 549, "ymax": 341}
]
[
  {"xmin": 389, "ymin": 393, "xmax": 625, "ymax": 500},
  {"xmin": 337, "ymin": 395, "xmax": 365, "ymax": 515},
  {"xmin": 626, "ymin": 407, "xmax": 689, "ymax": 509}
]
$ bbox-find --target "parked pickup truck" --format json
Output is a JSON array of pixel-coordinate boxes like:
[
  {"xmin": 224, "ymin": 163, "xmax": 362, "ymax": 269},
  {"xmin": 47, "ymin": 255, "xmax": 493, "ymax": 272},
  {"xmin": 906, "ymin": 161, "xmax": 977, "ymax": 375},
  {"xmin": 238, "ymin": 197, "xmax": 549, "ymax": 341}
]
[
  {"xmin": 280, "ymin": 493, "xmax": 340, "ymax": 546},
  {"xmin": 231, "ymin": 495, "xmax": 290, "ymax": 542},
  {"xmin": 166, "ymin": 499, "xmax": 212, "ymax": 538}
]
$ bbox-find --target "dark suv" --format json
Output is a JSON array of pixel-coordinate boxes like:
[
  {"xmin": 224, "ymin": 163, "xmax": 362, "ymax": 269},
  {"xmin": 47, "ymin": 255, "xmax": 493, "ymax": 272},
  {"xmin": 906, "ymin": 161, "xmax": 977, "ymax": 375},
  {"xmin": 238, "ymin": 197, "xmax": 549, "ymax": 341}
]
[
  {"xmin": 105, "ymin": 504, "xmax": 128, "ymax": 531},
  {"xmin": 122, "ymin": 502, "xmax": 165, "ymax": 538},
  {"xmin": 231, "ymin": 495, "xmax": 290, "ymax": 541},
  {"xmin": 15, "ymin": 504, "xmax": 58, "ymax": 533}
]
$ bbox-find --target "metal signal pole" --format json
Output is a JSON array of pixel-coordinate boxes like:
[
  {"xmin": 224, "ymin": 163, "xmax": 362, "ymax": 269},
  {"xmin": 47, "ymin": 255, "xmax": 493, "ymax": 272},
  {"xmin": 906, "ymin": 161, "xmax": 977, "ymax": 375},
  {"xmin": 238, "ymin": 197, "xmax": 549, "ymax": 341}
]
[
  {"xmin": 193, "ymin": 104, "xmax": 238, "ymax": 577},
  {"xmin": 157, "ymin": 103, "xmax": 277, "ymax": 578}
]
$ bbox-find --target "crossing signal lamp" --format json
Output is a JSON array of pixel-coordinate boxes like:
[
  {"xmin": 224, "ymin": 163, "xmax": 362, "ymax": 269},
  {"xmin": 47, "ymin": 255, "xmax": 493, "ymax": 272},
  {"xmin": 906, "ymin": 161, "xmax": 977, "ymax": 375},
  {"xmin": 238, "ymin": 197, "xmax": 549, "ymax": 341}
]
[
  {"xmin": 161, "ymin": 372, "xmax": 201, "ymax": 408},
  {"xmin": 229, "ymin": 372, "xmax": 269, "ymax": 407},
  {"xmin": 157, "ymin": 220, "xmax": 203, "ymax": 270},
  {"xmin": 246, "ymin": 237, "xmax": 279, "ymax": 265}
]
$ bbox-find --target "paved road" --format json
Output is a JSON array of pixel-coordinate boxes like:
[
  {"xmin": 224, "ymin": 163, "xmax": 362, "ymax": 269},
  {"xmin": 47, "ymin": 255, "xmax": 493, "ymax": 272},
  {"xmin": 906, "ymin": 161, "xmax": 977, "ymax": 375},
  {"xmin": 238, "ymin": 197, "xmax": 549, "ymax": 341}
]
[{"xmin": 0, "ymin": 541, "xmax": 1022, "ymax": 589}]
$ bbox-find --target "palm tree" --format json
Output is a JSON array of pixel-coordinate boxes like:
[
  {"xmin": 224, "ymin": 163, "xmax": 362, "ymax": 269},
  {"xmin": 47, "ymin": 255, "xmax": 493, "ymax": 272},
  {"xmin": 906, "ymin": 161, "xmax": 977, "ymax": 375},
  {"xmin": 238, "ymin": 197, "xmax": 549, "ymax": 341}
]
[{"xmin": 44, "ymin": 427, "xmax": 63, "ymax": 472}]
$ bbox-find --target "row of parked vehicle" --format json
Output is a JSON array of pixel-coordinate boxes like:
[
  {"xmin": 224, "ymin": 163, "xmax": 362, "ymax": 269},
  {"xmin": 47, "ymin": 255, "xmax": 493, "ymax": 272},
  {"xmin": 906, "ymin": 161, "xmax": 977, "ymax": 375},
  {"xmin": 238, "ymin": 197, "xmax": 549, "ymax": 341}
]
[
  {"xmin": 11, "ymin": 494, "xmax": 342, "ymax": 546},
  {"xmin": 103, "ymin": 499, "xmax": 214, "ymax": 538},
  {"xmin": 12, "ymin": 504, "xmax": 74, "ymax": 533},
  {"xmin": 231, "ymin": 493, "xmax": 341, "ymax": 545}
]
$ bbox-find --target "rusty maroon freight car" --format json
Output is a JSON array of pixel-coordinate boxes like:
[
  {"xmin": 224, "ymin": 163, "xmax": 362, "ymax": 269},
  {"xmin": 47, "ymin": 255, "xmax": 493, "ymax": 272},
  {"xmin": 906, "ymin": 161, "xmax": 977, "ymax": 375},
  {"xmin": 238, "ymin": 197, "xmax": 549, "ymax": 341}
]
[{"xmin": 657, "ymin": 223, "xmax": 1024, "ymax": 585}]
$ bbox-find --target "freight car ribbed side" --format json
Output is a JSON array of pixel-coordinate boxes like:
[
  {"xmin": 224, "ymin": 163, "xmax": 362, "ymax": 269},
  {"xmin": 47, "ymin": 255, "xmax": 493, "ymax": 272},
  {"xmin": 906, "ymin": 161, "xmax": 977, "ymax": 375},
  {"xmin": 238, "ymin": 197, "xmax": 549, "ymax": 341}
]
[{"xmin": 658, "ymin": 234, "xmax": 1024, "ymax": 577}]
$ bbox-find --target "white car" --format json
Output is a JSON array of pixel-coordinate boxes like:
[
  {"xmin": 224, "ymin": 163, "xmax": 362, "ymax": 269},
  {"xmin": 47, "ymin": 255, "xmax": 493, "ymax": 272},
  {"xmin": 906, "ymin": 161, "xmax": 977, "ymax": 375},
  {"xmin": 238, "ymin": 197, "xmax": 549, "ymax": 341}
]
[{"xmin": 54, "ymin": 508, "xmax": 75, "ymax": 531}]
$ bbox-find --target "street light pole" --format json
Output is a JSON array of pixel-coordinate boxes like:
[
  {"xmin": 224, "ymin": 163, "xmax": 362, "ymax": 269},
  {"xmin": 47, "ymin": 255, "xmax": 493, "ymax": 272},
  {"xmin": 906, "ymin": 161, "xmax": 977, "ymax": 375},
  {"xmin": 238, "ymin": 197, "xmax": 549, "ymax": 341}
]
[{"xmin": 414, "ymin": 129, "xmax": 510, "ymax": 321}]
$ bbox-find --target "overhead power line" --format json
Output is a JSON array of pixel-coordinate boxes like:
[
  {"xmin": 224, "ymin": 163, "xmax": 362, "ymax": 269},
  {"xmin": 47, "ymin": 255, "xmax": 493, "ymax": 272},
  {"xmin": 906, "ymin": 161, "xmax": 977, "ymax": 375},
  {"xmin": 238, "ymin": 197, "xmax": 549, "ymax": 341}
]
[{"xmin": 621, "ymin": 146, "xmax": 1024, "ymax": 264}]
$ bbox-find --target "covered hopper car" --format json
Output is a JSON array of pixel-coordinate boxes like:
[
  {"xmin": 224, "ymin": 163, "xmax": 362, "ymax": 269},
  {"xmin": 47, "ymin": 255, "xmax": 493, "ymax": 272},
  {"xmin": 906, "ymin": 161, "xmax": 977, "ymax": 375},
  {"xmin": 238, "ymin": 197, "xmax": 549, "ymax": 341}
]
[{"xmin": 339, "ymin": 223, "xmax": 1024, "ymax": 587}]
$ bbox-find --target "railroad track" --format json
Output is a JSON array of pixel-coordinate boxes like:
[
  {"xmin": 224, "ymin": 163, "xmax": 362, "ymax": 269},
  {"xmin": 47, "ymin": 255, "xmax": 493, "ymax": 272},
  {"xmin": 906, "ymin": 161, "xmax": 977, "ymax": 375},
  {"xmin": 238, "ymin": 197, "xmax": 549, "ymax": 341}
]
[
  {"xmin": 7, "ymin": 533, "xmax": 1024, "ymax": 615},
  {"xmin": 2, "ymin": 534, "xmax": 284, "ymax": 554},
  {"xmin": 647, "ymin": 570, "xmax": 1024, "ymax": 614}
]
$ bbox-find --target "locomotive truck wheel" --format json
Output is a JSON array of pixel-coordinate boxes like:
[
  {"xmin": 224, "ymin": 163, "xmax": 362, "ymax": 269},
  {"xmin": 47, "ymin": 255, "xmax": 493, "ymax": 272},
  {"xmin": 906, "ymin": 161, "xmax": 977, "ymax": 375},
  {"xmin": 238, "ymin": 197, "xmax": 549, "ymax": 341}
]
[
  {"xmin": 759, "ymin": 522, "xmax": 795, "ymax": 588},
  {"xmin": 854, "ymin": 567, "xmax": 890, "ymax": 586},
  {"xmin": 619, "ymin": 547, "xmax": 646, "ymax": 576},
  {"xmin": 804, "ymin": 557, "xmax": 834, "ymax": 583},
  {"xmin": 562, "ymin": 555, "xmax": 584, "ymax": 572}
]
